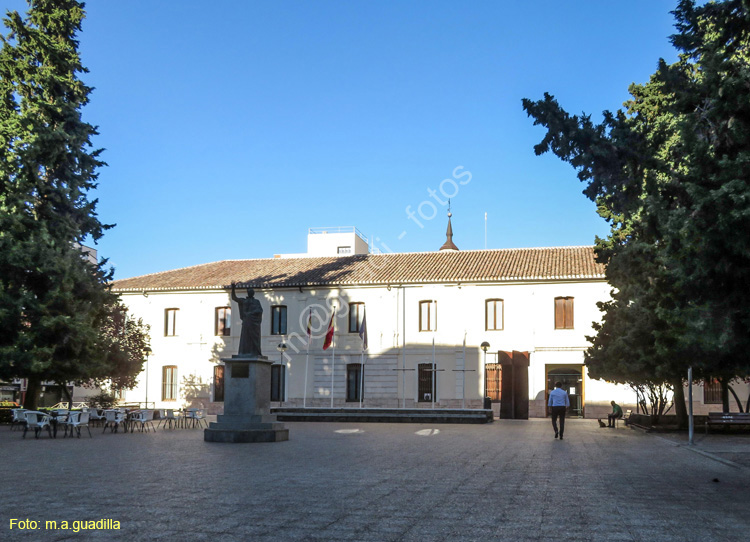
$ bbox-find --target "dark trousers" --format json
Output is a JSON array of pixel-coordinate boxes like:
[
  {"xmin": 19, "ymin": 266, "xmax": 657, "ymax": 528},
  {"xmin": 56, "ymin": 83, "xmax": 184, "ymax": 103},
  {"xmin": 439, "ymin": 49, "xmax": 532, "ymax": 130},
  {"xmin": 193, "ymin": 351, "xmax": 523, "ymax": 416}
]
[
  {"xmin": 550, "ymin": 406, "xmax": 566, "ymax": 436},
  {"xmin": 608, "ymin": 413, "xmax": 622, "ymax": 426}
]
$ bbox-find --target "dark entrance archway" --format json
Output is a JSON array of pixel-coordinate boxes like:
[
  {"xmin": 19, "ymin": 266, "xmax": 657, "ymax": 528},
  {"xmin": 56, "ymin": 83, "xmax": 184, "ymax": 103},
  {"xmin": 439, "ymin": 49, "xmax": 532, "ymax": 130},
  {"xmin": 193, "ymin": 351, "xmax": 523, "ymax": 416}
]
[{"xmin": 546, "ymin": 365, "xmax": 584, "ymax": 417}]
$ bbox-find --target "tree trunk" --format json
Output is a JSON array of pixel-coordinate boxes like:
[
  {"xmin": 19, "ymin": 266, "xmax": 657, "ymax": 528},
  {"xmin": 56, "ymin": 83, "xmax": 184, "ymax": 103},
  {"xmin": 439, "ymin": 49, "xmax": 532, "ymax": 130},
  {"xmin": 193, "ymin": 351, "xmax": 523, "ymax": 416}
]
[
  {"xmin": 671, "ymin": 378, "xmax": 688, "ymax": 429},
  {"xmin": 61, "ymin": 383, "xmax": 73, "ymax": 408},
  {"xmin": 720, "ymin": 378, "xmax": 730, "ymax": 413},
  {"xmin": 24, "ymin": 377, "xmax": 40, "ymax": 411},
  {"xmin": 727, "ymin": 385, "xmax": 744, "ymax": 413}
]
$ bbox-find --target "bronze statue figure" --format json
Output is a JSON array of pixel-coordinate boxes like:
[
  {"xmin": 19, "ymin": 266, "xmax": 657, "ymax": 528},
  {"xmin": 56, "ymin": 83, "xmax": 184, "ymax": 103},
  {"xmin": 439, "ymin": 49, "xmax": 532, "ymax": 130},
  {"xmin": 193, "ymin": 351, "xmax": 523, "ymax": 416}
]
[{"xmin": 231, "ymin": 282, "xmax": 263, "ymax": 357}]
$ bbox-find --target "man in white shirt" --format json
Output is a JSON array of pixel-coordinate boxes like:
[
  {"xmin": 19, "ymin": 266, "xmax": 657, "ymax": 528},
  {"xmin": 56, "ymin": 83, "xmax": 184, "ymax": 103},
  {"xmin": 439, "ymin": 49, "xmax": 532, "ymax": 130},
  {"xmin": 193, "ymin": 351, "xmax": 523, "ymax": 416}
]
[{"xmin": 547, "ymin": 381, "xmax": 570, "ymax": 440}]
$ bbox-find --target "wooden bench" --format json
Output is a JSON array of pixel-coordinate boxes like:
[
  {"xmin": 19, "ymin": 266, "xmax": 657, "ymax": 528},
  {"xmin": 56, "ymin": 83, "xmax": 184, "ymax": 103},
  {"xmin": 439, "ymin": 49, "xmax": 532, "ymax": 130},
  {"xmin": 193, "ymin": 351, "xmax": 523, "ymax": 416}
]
[
  {"xmin": 614, "ymin": 409, "xmax": 632, "ymax": 428},
  {"xmin": 706, "ymin": 412, "xmax": 750, "ymax": 433}
]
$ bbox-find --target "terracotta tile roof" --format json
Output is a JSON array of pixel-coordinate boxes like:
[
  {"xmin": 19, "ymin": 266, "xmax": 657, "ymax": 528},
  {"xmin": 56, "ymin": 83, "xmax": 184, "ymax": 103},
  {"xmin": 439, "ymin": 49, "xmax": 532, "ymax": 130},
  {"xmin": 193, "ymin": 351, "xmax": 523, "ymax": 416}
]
[{"xmin": 110, "ymin": 247, "xmax": 605, "ymax": 292}]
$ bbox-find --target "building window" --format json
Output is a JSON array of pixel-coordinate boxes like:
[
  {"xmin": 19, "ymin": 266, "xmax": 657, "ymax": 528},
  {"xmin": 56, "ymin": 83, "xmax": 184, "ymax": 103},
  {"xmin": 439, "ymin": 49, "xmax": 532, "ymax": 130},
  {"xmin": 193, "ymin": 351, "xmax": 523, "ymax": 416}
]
[
  {"xmin": 270, "ymin": 364, "xmax": 285, "ymax": 402},
  {"xmin": 162, "ymin": 365, "xmax": 178, "ymax": 401},
  {"xmin": 485, "ymin": 299, "xmax": 504, "ymax": 331},
  {"xmin": 213, "ymin": 365, "xmax": 225, "ymax": 402},
  {"xmin": 164, "ymin": 308, "xmax": 178, "ymax": 336},
  {"xmin": 346, "ymin": 363, "xmax": 363, "ymax": 402},
  {"xmin": 271, "ymin": 306, "xmax": 287, "ymax": 335},
  {"xmin": 704, "ymin": 379, "xmax": 722, "ymax": 404},
  {"xmin": 554, "ymin": 297, "xmax": 574, "ymax": 329},
  {"xmin": 418, "ymin": 363, "xmax": 436, "ymax": 402},
  {"xmin": 215, "ymin": 307, "xmax": 231, "ymax": 337},
  {"xmin": 349, "ymin": 302, "xmax": 364, "ymax": 333},
  {"xmin": 337, "ymin": 246, "xmax": 352, "ymax": 254},
  {"xmin": 419, "ymin": 300, "xmax": 437, "ymax": 332}
]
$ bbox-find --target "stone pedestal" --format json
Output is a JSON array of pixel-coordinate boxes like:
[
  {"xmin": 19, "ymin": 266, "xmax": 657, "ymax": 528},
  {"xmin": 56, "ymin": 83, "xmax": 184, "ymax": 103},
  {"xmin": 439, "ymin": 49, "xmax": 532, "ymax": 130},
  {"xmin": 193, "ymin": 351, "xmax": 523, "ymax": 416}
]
[{"xmin": 204, "ymin": 355, "xmax": 289, "ymax": 443}]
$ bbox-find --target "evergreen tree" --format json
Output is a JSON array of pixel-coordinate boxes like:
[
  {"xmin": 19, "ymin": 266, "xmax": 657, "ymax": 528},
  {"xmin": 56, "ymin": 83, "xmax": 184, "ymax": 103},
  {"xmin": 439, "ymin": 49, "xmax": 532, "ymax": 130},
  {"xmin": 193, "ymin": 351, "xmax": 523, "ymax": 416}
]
[
  {"xmin": 523, "ymin": 0, "xmax": 750, "ymax": 422},
  {"xmin": 0, "ymin": 1, "xmax": 147, "ymax": 408}
]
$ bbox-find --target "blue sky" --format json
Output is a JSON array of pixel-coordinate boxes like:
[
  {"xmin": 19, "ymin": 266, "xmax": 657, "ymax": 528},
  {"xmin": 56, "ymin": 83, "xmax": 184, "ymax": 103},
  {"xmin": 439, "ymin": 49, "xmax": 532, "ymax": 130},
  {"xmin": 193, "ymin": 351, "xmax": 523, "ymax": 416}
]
[{"xmin": 8, "ymin": 1, "xmax": 679, "ymax": 279}]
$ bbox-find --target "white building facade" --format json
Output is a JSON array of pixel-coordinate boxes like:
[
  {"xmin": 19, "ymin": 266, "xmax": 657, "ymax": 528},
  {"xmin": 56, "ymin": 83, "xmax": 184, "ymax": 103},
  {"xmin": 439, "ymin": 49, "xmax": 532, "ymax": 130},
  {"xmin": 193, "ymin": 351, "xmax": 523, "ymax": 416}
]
[
  {"xmin": 111, "ymin": 229, "xmax": 645, "ymax": 419},
  {"xmin": 107, "ymin": 226, "xmax": 749, "ymax": 419}
]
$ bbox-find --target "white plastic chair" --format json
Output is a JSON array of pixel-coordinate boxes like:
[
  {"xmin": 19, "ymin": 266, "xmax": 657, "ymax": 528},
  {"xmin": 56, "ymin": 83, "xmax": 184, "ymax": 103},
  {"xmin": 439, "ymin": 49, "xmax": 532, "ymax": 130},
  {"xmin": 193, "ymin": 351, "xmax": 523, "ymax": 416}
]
[
  {"xmin": 186, "ymin": 408, "xmax": 207, "ymax": 428},
  {"xmin": 131, "ymin": 409, "xmax": 156, "ymax": 432},
  {"xmin": 23, "ymin": 411, "xmax": 52, "ymax": 439},
  {"xmin": 87, "ymin": 407, "xmax": 105, "ymax": 427},
  {"xmin": 10, "ymin": 409, "xmax": 27, "ymax": 431},
  {"xmin": 102, "ymin": 409, "xmax": 126, "ymax": 433},
  {"xmin": 160, "ymin": 409, "xmax": 181, "ymax": 429},
  {"xmin": 69, "ymin": 411, "xmax": 91, "ymax": 438},
  {"xmin": 59, "ymin": 411, "xmax": 80, "ymax": 437}
]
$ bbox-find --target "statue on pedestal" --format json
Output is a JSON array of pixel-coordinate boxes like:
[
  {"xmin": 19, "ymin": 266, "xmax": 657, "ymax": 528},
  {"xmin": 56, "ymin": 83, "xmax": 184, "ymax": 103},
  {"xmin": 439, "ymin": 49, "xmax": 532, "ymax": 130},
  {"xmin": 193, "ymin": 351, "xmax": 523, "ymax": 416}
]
[{"xmin": 231, "ymin": 282, "xmax": 263, "ymax": 357}]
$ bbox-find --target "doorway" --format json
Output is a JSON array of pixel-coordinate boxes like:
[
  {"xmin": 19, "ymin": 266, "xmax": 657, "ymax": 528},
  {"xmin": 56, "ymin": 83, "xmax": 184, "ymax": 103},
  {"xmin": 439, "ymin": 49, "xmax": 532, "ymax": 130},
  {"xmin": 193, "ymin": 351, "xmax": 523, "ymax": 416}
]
[{"xmin": 546, "ymin": 365, "xmax": 584, "ymax": 417}]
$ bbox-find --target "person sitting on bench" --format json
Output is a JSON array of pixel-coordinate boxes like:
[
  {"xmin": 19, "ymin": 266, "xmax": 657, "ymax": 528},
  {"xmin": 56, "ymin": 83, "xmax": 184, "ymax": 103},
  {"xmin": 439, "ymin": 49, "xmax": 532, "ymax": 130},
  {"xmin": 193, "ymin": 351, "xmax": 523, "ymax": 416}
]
[{"xmin": 608, "ymin": 401, "xmax": 623, "ymax": 427}]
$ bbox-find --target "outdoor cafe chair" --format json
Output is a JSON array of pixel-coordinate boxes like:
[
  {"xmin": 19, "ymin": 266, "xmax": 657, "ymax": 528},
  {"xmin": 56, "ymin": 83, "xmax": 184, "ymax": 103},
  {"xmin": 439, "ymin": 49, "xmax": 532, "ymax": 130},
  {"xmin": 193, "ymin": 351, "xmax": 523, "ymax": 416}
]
[
  {"xmin": 86, "ymin": 407, "xmax": 105, "ymax": 427},
  {"xmin": 23, "ymin": 411, "xmax": 52, "ymax": 439},
  {"xmin": 51, "ymin": 408, "xmax": 69, "ymax": 420},
  {"xmin": 68, "ymin": 411, "xmax": 92, "ymax": 438},
  {"xmin": 185, "ymin": 408, "xmax": 207, "ymax": 428},
  {"xmin": 47, "ymin": 408, "xmax": 71, "ymax": 438},
  {"xmin": 58, "ymin": 411, "xmax": 80, "ymax": 437},
  {"xmin": 159, "ymin": 409, "xmax": 181, "ymax": 429},
  {"xmin": 10, "ymin": 408, "xmax": 27, "ymax": 431},
  {"xmin": 102, "ymin": 409, "xmax": 127, "ymax": 433},
  {"xmin": 130, "ymin": 409, "xmax": 156, "ymax": 432}
]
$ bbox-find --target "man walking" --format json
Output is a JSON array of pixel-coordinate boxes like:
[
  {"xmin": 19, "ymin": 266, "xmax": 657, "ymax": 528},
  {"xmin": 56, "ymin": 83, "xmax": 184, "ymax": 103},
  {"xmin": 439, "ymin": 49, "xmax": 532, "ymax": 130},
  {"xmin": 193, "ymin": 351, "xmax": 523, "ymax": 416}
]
[{"xmin": 548, "ymin": 381, "xmax": 570, "ymax": 440}]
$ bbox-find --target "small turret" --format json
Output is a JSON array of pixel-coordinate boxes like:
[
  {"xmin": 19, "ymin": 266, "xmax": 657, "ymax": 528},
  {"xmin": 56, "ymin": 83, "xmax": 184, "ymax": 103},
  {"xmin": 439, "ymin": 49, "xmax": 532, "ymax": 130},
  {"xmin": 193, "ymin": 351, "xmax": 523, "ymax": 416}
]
[{"xmin": 439, "ymin": 203, "xmax": 458, "ymax": 252}]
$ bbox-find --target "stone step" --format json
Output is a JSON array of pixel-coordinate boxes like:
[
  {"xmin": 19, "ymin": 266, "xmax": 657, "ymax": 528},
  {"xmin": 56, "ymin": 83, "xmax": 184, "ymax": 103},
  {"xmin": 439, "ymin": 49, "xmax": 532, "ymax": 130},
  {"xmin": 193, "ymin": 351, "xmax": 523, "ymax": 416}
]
[{"xmin": 270, "ymin": 407, "xmax": 493, "ymax": 424}]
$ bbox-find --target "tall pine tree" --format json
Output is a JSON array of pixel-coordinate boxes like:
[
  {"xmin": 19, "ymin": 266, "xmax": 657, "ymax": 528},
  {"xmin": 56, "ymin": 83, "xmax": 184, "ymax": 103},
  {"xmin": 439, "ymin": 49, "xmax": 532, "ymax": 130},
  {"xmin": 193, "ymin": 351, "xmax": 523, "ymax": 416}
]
[
  {"xmin": 0, "ymin": 1, "xmax": 144, "ymax": 408},
  {"xmin": 523, "ymin": 0, "xmax": 750, "ymax": 423}
]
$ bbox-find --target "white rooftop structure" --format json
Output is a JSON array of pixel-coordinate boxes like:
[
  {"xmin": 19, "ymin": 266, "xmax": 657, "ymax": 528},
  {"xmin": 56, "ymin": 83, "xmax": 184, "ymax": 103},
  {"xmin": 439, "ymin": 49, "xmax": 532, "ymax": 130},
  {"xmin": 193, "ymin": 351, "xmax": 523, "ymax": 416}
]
[{"xmin": 275, "ymin": 227, "xmax": 369, "ymax": 258}]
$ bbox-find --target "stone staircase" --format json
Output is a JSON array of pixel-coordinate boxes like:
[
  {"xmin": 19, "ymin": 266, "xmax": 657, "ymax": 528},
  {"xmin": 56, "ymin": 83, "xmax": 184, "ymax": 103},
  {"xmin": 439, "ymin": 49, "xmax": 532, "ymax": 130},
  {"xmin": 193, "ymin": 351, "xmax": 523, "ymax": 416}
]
[{"xmin": 270, "ymin": 407, "xmax": 493, "ymax": 424}]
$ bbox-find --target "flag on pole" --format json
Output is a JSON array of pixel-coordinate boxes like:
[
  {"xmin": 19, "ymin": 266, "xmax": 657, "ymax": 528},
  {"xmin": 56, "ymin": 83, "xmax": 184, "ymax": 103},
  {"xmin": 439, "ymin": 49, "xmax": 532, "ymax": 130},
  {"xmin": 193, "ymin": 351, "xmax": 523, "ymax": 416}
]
[
  {"xmin": 306, "ymin": 308, "xmax": 312, "ymax": 346},
  {"xmin": 323, "ymin": 308, "xmax": 335, "ymax": 350},
  {"xmin": 358, "ymin": 309, "xmax": 368, "ymax": 351}
]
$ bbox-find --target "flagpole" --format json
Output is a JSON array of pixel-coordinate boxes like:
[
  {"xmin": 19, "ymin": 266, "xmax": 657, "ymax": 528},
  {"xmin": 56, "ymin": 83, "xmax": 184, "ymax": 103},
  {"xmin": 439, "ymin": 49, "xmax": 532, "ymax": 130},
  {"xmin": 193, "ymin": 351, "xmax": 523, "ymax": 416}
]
[
  {"xmin": 304, "ymin": 337, "xmax": 309, "ymax": 409},
  {"xmin": 432, "ymin": 336, "xmax": 436, "ymax": 410},
  {"xmin": 330, "ymin": 306, "xmax": 336, "ymax": 408},
  {"xmin": 304, "ymin": 308, "xmax": 311, "ymax": 409},
  {"xmin": 462, "ymin": 331, "xmax": 466, "ymax": 409},
  {"xmin": 359, "ymin": 309, "xmax": 367, "ymax": 409},
  {"xmin": 359, "ymin": 349, "xmax": 364, "ymax": 409}
]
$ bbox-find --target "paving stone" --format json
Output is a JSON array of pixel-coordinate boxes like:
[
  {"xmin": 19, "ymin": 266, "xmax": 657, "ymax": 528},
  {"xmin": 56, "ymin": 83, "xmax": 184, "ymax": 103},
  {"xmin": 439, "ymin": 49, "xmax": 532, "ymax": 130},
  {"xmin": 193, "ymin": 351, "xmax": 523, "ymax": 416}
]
[{"xmin": 2, "ymin": 419, "xmax": 749, "ymax": 541}]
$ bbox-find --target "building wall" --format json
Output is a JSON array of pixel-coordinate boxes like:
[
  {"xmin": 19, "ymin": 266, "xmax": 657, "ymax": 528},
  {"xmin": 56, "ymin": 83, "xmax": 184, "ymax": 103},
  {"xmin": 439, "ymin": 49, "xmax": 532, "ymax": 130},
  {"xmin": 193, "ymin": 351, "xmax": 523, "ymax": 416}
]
[{"xmin": 111, "ymin": 276, "xmax": 660, "ymax": 418}]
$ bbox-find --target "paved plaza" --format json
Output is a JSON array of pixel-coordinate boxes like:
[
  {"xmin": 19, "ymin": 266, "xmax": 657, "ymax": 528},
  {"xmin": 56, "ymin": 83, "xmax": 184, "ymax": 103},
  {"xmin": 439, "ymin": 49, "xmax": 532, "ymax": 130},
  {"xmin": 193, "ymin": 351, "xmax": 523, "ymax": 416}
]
[{"xmin": 2, "ymin": 418, "xmax": 749, "ymax": 541}]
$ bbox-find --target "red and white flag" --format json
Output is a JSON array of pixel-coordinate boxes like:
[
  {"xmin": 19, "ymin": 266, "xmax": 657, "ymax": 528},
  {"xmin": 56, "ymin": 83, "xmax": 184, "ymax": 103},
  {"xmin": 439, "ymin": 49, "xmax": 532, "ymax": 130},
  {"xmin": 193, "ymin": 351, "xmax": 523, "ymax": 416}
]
[
  {"xmin": 306, "ymin": 308, "xmax": 312, "ymax": 346},
  {"xmin": 323, "ymin": 308, "xmax": 335, "ymax": 350}
]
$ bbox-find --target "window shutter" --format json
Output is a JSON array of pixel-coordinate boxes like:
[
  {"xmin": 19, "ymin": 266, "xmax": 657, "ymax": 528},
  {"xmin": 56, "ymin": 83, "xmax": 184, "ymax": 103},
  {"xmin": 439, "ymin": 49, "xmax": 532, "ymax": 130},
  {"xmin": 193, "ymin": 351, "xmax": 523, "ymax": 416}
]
[
  {"xmin": 554, "ymin": 298, "xmax": 564, "ymax": 329},
  {"xmin": 565, "ymin": 298, "xmax": 574, "ymax": 329}
]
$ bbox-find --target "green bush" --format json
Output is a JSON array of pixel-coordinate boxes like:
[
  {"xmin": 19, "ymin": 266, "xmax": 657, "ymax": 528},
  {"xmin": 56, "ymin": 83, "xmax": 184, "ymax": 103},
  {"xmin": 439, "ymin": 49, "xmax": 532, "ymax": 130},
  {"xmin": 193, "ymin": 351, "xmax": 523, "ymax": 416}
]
[
  {"xmin": 0, "ymin": 407, "xmax": 18, "ymax": 424},
  {"xmin": 84, "ymin": 391, "xmax": 119, "ymax": 409}
]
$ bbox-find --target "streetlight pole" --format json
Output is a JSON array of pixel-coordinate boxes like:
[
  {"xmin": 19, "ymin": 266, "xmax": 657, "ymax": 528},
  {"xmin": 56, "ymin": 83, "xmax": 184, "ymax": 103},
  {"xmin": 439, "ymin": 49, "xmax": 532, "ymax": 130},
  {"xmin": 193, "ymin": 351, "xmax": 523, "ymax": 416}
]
[
  {"xmin": 276, "ymin": 342, "xmax": 288, "ymax": 407},
  {"xmin": 144, "ymin": 346, "xmax": 152, "ymax": 409},
  {"xmin": 480, "ymin": 341, "xmax": 490, "ymax": 410}
]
